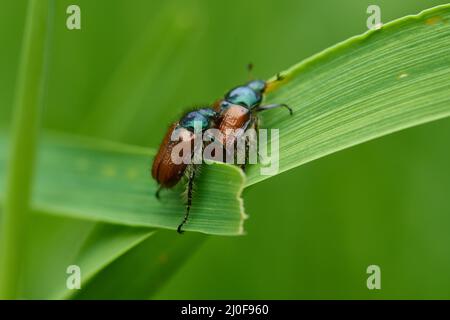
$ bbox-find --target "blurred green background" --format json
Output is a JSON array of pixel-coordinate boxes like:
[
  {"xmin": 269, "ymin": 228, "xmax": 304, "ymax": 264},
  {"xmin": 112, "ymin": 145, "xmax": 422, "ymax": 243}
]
[{"xmin": 1, "ymin": 0, "xmax": 450, "ymax": 299}]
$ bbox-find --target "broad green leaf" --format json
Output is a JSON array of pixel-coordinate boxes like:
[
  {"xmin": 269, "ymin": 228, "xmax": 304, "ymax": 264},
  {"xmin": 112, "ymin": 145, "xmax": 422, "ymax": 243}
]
[
  {"xmin": 0, "ymin": 132, "xmax": 247, "ymax": 236},
  {"xmin": 246, "ymin": 4, "xmax": 450, "ymax": 185}
]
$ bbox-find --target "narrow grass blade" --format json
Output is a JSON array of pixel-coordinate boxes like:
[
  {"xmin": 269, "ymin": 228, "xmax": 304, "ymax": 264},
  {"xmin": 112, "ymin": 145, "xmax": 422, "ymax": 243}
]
[
  {"xmin": 0, "ymin": 132, "xmax": 247, "ymax": 236},
  {"xmin": 246, "ymin": 5, "xmax": 450, "ymax": 185},
  {"xmin": 0, "ymin": 0, "xmax": 52, "ymax": 298},
  {"xmin": 53, "ymin": 223, "xmax": 155, "ymax": 299},
  {"xmin": 71, "ymin": 230, "xmax": 206, "ymax": 299},
  {"xmin": 19, "ymin": 214, "xmax": 96, "ymax": 299}
]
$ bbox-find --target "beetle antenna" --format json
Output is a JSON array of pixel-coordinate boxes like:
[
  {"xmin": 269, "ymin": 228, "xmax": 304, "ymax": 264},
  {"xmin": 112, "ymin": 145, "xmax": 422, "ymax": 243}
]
[{"xmin": 247, "ymin": 62, "xmax": 254, "ymax": 80}]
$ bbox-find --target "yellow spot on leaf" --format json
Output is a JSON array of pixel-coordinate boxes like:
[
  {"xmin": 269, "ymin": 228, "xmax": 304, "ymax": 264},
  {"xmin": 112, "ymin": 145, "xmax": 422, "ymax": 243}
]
[
  {"xmin": 426, "ymin": 16, "xmax": 442, "ymax": 26},
  {"xmin": 126, "ymin": 168, "xmax": 139, "ymax": 180},
  {"xmin": 101, "ymin": 165, "xmax": 117, "ymax": 177}
]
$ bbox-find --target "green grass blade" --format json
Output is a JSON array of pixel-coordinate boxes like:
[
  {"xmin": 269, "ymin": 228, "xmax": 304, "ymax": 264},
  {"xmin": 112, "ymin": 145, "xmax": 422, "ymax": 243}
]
[
  {"xmin": 54, "ymin": 223, "xmax": 155, "ymax": 299},
  {"xmin": 246, "ymin": 4, "xmax": 450, "ymax": 185},
  {"xmin": 0, "ymin": 0, "xmax": 51, "ymax": 298},
  {"xmin": 15, "ymin": 213, "xmax": 156, "ymax": 299},
  {"xmin": 71, "ymin": 230, "xmax": 205, "ymax": 299},
  {"xmin": 19, "ymin": 214, "xmax": 96, "ymax": 299},
  {"xmin": 0, "ymin": 132, "xmax": 247, "ymax": 236}
]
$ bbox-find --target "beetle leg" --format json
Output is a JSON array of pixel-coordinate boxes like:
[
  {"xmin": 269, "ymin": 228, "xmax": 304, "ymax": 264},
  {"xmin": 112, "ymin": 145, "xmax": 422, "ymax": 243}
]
[
  {"xmin": 253, "ymin": 115, "xmax": 264, "ymax": 164},
  {"xmin": 240, "ymin": 140, "xmax": 250, "ymax": 172},
  {"xmin": 252, "ymin": 115, "xmax": 272, "ymax": 165},
  {"xmin": 155, "ymin": 185, "xmax": 163, "ymax": 200},
  {"xmin": 177, "ymin": 166, "xmax": 196, "ymax": 234},
  {"xmin": 239, "ymin": 115, "xmax": 259, "ymax": 172},
  {"xmin": 247, "ymin": 62, "xmax": 254, "ymax": 80},
  {"xmin": 255, "ymin": 103, "xmax": 293, "ymax": 115}
]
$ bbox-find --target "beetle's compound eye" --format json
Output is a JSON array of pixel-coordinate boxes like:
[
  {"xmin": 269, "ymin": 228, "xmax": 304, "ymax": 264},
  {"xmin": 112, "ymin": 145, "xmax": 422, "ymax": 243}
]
[
  {"xmin": 220, "ymin": 100, "xmax": 231, "ymax": 111},
  {"xmin": 225, "ymin": 86, "xmax": 261, "ymax": 108},
  {"xmin": 247, "ymin": 79, "xmax": 266, "ymax": 93},
  {"xmin": 180, "ymin": 110, "xmax": 212, "ymax": 131}
]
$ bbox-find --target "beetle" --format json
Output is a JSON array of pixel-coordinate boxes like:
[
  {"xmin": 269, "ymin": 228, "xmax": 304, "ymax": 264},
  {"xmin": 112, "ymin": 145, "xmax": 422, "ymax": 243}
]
[
  {"xmin": 151, "ymin": 107, "xmax": 218, "ymax": 233},
  {"xmin": 213, "ymin": 76, "xmax": 293, "ymax": 170},
  {"xmin": 153, "ymin": 71, "xmax": 293, "ymax": 233}
]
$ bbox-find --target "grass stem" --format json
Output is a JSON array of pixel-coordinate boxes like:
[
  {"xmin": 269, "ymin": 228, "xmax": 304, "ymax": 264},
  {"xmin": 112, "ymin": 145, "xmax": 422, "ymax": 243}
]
[{"xmin": 0, "ymin": 0, "xmax": 51, "ymax": 299}]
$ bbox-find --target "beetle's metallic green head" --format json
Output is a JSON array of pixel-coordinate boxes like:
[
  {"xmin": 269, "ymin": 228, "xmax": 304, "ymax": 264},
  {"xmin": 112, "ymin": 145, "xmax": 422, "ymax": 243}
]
[
  {"xmin": 180, "ymin": 108, "xmax": 217, "ymax": 132},
  {"xmin": 224, "ymin": 80, "xmax": 266, "ymax": 109}
]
